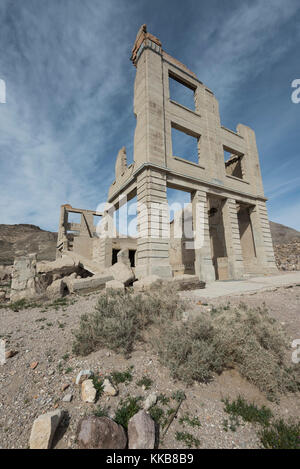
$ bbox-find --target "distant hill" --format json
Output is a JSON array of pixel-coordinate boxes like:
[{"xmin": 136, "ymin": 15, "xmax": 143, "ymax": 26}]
[
  {"xmin": 0, "ymin": 221, "xmax": 299, "ymax": 267},
  {"xmin": 0, "ymin": 224, "xmax": 57, "ymax": 265},
  {"xmin": 269, "ymin": 221, "xmax": 300, "ymax": 245}
]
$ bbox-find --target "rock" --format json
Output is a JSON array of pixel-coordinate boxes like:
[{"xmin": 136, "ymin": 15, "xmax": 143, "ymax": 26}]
[
  {"xmin": 128, "ymin": 410, "xmax": 155, "ymax": 449},
  {"xmin": 46, "ymin": 278, "xmax": 66, "ymax": 300},
  {"xmin": 61, "ymin": 383, "xmax": 70, "ymax": 391},
  {"xmin": 143, "ymin": 392, "xmax": 158, "ymax": 411},
  {"xmin": 133, "ymin": 275, "xmax": 161, "ymax": 292},
  {"xmin": 171, "ymin": 275, "xmax": 205, "ymax": 290},
  {"xmin": 0, "ymin": 291, "xmax": 6, "ymax": 301},
  {"xmin": 108, "ymin": 262, "xmax": 135, "ymax": 286},
  {"xmin": 105, "ymin": 280, "xmax": 125, "ymax": 291},
  {"xmin": 29, "ymin": 409, "xmax": 64, "ymax": 449},
  {"xmin": 5, "ymin": 350, "xmax": 18, "ymax": 359},
  {"xmin": 75, "ymin": 369, "xmax": 93, "ymax": 385},
  {"xmin": 77, "ymin": 416, "xmax": 127, "ymax": 449},
  {"xmin": 30, "ymin": 361, "xmax": 39, "ymax": 370},
  {"xmin": 81, "ymin": 379, "xmax": 97, "ymax": 403},
  {"xmin": 62, "ymin": 393, "xmax": 73, "ymax": 402},
  {"xmin": 103, "ymin": 378, "xmax": 118, "ymax": 396},
  {"xmin": 10, "ymin": 254, "xmax": 40, "ymax": 302}
]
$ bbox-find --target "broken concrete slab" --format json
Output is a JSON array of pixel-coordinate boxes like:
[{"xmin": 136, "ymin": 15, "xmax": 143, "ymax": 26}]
[
  {"xmin": 171, "ymin": 275, "xmax": 205, "ymax": 291},
  {"xmin": 65, "ymin": 273, "xmax": 114, "ymax": 294},
  {"xmin": 108, "ymin": 262, "xmax": 135, "ymax": 286},
  {"xmin": 36, "ymin": 256, "xmax": 78, "ymax": 276}
]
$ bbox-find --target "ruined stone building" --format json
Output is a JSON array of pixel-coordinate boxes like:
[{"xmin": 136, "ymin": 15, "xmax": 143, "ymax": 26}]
[{"xmin": 56, "ymin": 25, "xmax": 277, "ymax": 282}]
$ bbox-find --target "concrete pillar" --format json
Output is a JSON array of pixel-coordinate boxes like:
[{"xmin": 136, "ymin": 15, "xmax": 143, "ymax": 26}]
[
  {"xmin": 135, "ymin": 168, "xmax": 172, "ymax": 279},
  {"xmin": 252, "ymin": 201, "xmax": 277, "ymax": 272},
  {"xmin": 56, "ymin": 205, "xmax": 69, "ymax": 258},
  {"xmin": 191, "ymin": 189, "xmax": 215, "ymax": 282},
  {"xmin": 223, "ymin": 198, "xmax": 244, "ymax": 279}
]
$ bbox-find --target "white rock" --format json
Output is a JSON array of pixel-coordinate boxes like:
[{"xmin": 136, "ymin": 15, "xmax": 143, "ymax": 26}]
[
  {"xmin": 103, "ymin": 378, "xmax": 118, "ymax": 396},
  {"xmin": 81, "ymin": 379, "xmax": 97, "ymax": 403},
  {"xmin": 29, "ymin": 409, "xmax": 63, "ymax": 449},
  {"xmin": 143, "ymin": 392, "xmax": 158, "ymax": 411},
  {"xmin": 62, "ymin": 393, "xmax": 73, "ymax": 402}
]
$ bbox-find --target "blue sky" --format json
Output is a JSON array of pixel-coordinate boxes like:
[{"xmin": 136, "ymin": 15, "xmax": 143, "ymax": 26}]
[{"xmin": 0, "ymin": 0, "xmax": 299, "ymax": 232}]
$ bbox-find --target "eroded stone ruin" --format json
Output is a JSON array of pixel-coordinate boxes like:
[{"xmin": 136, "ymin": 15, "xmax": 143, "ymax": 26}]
[{"xmin": 9, "ymin": 25, "xmax": 277, "ymax": 301}]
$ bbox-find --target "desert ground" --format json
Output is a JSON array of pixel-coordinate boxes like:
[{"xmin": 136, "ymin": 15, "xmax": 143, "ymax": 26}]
[{"xmin": 1, "ymin": 274, "xmax": 299, "ymax": 449}]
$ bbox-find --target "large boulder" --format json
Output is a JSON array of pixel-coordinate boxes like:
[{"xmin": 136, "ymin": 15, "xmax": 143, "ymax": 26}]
[
  {"xmin": 29, "ymin": 409, "xmax": 64, "ymax": 449},
  {"xmin": 128, "ymin": 410, "xmax": 155, "ymax": 449},
  {"xmin": 109, "ymin": 262, "xmax": 135, "ymax": 286},
  {"xmin": 77, "ymin": 416, "xmax": 127, "ymax": 449}
]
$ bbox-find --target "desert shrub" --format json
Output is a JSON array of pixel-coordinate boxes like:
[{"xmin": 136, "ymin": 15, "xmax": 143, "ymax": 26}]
[
  {"xmin": 72, "ymin": 284, "xmax": 183, "ymax": 356},
  {"xmin": 114, "ymin": 396, "xmax": 143, "ymax": 429},
  {"xmin": 223, "ymin": 395, "xmax": 273, "ymax": 426},
  {"xmin": 259, "ymin": 418, "xmax": 300, "ymax": 449},
  {"xmin": 110, "ymin": 366, "xmax": 133, "ymax": 385},
  {"xmin": 155, "ymin": 303, "xmax": 299, "ymax": 399}
]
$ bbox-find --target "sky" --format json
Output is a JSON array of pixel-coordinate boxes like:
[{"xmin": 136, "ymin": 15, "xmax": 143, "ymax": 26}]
[{"xmin": 0, "ymin": 0, "xmax": 299, "ymax": 232}]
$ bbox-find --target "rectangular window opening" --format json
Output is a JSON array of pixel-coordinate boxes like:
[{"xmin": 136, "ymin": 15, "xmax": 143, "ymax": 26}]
[
  {"xmin": 169, "ymin": 73, "xmax": 195, "ymax": 110},
  {"xmin": 224, "ymin": 147, "xmax": 244, "ymax": 180},
  {"xmin": 171, "ymin": 124, "xmax": 200, "ymax": 164}
]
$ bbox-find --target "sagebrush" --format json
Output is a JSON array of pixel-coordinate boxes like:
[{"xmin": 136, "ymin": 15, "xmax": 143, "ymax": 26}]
[{"xmin": 72, "ymin": 286, "xmax": 299, "ymax": 398}]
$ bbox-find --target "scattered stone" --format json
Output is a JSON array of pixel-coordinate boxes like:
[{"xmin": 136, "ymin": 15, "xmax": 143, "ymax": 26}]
[
  {"xmin": 62, "ymin": 393, "xmax": 73, "ymax": 402},
  {"xmin": 103, "ymin": 378, "xmax": 118, "ymax": 396},
  {"xmin": 143, "ymin": 392, "xmax": 158, "ymax": 411},
  {"xmin": 128, "ymin": 410, "xmax": 155, "ymax": 449},
  {"xmin": 5, "ymin": 350, "xmax": 18, "ymax": 359},
  {"xmin": 81, "ymin": 379, "xmax": 97, "ymax": 403},
  {"xmin": 105, "ymin": 279, "xmax": 125, "ymax": 291},
  {"xmin": 77, "ymin": 416, "xmax": 127, "ymax": 449},
  {"xmin": 61, "ymin": 383, "xmax": 70, "ymax": 391},
  {"xmin": 30, "ymin": 361, "xmax": 39, "ymax": 370},
  {"xmin": 29, "ymin": 409, "xmax": 64, "ymax": 449},
  {"xmin": 75, "ymin": 369, "xmax": 93, "ymax": 385}
]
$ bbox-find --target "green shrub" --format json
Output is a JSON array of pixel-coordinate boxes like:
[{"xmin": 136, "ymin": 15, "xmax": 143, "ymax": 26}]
[
  {"xmin": 94, "ymin": 405, "xmax": 109, "ymax": 418},
  {"xmin": 72, "ymin": 284, "xmax": 183, "ymax": 356},
  {"xmin": 137, "ymin": 376, "xmax": 153, "ymax": 390},
  {"xmin": 114, "ymin": 396, "xmax": 142, "ymax": 429},
  {"xmin": 223, "ymin": 396, "xmax": 273, "ymax": 426},
  {"xmin": 110, "ymin": 366, "xmax": 133, "ymax": 385},
  {"xmin": 175, "ymin": 431, "xmax": 200, "ymax": 448},
  {"xmin": 259, "ymin": 418, "xmax": 300, "ymax": 449}
]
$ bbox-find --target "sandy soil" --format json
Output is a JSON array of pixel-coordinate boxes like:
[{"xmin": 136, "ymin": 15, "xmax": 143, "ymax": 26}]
[{"xmin": 0, "ymin": 285, "xmax": 299, "ymax": 449}]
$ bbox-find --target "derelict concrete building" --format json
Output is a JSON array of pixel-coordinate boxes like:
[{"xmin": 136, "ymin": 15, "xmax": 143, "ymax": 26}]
[{"xmin": 56, "ymin": 25, "xmax": 277, "ymax": 282}]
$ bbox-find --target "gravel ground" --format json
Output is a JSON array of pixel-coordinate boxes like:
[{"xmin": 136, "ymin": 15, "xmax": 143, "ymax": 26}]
[{"xmin": 0, "ymin": 286, "xmax": 299, "ymax": 449}]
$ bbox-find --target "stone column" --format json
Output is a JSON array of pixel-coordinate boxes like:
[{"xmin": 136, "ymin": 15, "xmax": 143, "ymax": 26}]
[
  {"xmin": 251, "ymin": 200, "xmax": 277, "ymax": 272},
  {"xmin": 56, "ymin": 205, "xmax": 69, "ymax": 258},
  {"xmin": 135, "ymin": 168, "xmax": 172, "ymax": 279},
  {"xmin": 191, "ymin": 190, "xmax": 215, "ymax": 282},
  {"xmin": 222, "ymin": 198, "xmax": 244, "ymax": 279}
]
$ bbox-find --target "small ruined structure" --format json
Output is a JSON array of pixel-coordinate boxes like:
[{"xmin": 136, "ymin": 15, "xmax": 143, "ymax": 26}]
[{"xmin": 56, "ymin": 25, "xmax": 277, "ymax": 284}]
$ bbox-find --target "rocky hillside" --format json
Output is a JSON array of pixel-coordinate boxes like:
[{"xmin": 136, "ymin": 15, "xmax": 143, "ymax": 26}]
[
  {"xmin": 0, "ymin": 224, "xmax": 57, "ymax": 265},
  {"xmin": 269, "ymin": 221, "xmax": 300, "ymax": 245}
]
